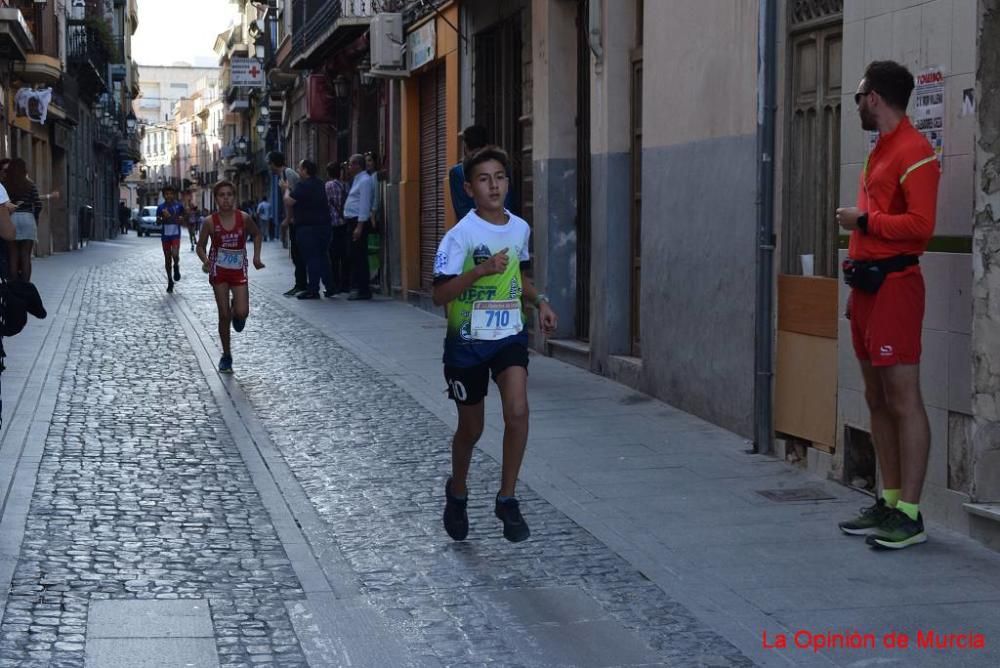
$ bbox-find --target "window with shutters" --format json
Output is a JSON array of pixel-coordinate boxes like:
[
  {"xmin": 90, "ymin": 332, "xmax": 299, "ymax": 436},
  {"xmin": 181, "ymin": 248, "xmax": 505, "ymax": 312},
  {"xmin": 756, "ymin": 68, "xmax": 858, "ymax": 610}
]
[
  {"xmin": 419, "ymin": 65, "xmax": 447, "ymax": 291},
  {"xmin": 783, "ymin": 3, "xmax": 842, "ymax": 277}
]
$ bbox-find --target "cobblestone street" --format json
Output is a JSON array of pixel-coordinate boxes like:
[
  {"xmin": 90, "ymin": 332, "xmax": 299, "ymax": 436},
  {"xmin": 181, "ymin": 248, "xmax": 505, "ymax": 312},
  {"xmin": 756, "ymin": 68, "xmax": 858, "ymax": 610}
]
[
  {"xmin": 3, "ymin": 240, "xmax": 1000, "ymax": 668},
  {"xmin": 0, "ymin": 243, "xmax": 752, "ymax": 667}
]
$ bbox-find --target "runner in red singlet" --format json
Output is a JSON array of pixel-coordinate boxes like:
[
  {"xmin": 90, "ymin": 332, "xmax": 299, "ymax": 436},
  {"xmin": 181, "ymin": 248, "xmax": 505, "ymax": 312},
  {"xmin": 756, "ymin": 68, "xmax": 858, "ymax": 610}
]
[{"xmin": 197, "ymin": 180, "xmax": 265, "ymax": 373}]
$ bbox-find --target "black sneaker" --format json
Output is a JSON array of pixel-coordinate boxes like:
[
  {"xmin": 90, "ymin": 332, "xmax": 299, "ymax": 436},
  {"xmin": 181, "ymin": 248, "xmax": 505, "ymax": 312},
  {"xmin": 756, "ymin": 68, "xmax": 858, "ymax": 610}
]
[
  {"xmin": 283, "ymin": 286, "xmax": 305, "ymax": 297},
  {"xmin": 166, "ymin": 281, "xmax": 174, "ymax": 294},
  {"xmin": 297, "ymin": 291, "xmax": 320, "ymax": 300},
  {"xmin": 495, "ymin": 495, "xmax": 530, "ymax": 543},
  {"xmin": 323, "ymin": 290, "xmax": 338, "ymax": 298},
  {"xmin": 865, "ymin": 509, "xmax": 927, "ymax": 550},
  {"xmin": 173, "ymin": 266, "xmax": 181, "ymax": 281},
  {"xmin": 232, "ymin": 317, "xmax": 246, "ymax": 332},
  {"xmin": 443, "ymin": 478, "xmax": 469, "ymax": 541},
  {"xmin": 838, "ymin": 498, "xmax": 894, "ymax": 536},
  {"xmin": 218, "ymin": 354, "xmax": 233, "ymax": 373}
]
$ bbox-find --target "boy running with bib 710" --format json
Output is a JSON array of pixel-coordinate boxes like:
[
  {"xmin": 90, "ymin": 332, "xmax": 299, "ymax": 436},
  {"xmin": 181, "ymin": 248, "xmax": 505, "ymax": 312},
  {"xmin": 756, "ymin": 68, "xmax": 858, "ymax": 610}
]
[{"xmin": 432, "ymin": 146, "xmax": 557, "ymax": 543}]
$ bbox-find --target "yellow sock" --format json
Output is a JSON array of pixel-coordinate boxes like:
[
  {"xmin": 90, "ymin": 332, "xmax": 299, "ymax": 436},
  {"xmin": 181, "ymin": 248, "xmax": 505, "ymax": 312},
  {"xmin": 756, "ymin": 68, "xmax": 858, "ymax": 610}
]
[
  {"xmin": 882, "ymin": 489, "xmax": 900, "ymax": 507},
  {"xmin": 896, "ymin": 500, "xmax": 919, "ymax": 521}
]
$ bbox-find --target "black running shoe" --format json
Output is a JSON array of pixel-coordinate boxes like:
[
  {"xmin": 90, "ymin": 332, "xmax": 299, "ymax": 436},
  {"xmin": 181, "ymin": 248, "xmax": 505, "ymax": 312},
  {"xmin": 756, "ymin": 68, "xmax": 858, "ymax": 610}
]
[
  {"xmin": 297, "ymin": 291, "xmax": 320, "ymax": 300},
  {"xmin": 173, "ymin": 266, "xmax": 181, "ymax": 281},
  {"xmin": 839, "ymin": 498, "xmax": 894, "ymax": 537},
  {"xmin": 166, "ymin": 281, "xmax": 174, "ymax": 294},
  {"xmin": 495, "ymin": 495, "xmax": 530, "ymax": 543},
  {"xmin": 865, "ymin": 509, "xmax": 927, "ymax": 550},
  {"xmin": 232, "ymin": 317, "xmax": 246, "ymax": 332},
  {"xmin": 283, "ymin": 286, "xmax": 305, "ymax": 297},
  {"xmin": 443, "ymin": 478, "xmax": 469, "ymax": 541},
  {"xmin": 218, "ymin": 354, "xmax": 233, "ymax": 373}
]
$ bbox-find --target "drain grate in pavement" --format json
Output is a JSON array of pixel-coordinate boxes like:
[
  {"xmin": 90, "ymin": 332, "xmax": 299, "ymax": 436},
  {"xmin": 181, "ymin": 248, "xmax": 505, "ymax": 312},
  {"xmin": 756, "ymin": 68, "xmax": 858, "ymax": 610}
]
[{"xmin": 756, "ymin": 486, "xmax": 836, "ymax": 503}]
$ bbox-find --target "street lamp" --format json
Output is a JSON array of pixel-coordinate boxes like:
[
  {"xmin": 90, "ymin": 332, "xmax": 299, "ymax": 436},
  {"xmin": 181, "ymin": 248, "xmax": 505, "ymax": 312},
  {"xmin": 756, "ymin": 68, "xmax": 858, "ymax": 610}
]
[
  {"xmin": 255, "ymin": 119, "xmax": 267, "ymax": 137},
  {"xmin": 332, "ymin": 75, "xmax": 350, "ymax": 99},
  {"xmin": 126, "ymin": 110, "xmax": 137, "ymax": 134},
  {"xmin": 236, "ymin": 136, "xmax": 248, "ymax": 154}
]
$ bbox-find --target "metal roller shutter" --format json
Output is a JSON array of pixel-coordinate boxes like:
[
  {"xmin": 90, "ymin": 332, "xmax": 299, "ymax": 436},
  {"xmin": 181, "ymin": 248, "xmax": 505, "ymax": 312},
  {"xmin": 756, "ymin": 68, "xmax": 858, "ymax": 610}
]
[{"xmin": 419, "ymin": 65, "xmax": 447, "ymax": 290}]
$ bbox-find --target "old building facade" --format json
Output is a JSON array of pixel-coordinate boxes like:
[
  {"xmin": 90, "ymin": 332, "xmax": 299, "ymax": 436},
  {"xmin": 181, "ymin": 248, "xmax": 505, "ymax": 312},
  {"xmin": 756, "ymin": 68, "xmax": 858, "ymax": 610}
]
[{"xmin": 243, "ymin": 0, "xmax": 1000, "ymax": 550}]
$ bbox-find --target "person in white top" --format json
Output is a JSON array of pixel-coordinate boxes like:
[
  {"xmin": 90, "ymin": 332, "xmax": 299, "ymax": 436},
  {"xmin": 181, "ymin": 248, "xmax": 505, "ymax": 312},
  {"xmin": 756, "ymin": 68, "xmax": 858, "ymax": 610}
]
[{"xmin": 0, "ymin": 184, "xmax": 16, "ymax": 246}]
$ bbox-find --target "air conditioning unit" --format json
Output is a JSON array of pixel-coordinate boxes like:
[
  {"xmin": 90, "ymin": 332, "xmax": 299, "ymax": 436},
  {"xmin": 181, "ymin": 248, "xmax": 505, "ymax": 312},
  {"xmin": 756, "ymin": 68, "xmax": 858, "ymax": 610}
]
[{"xmin": 369, "ymin": 13, "xmax": 405, "ymax": 75}]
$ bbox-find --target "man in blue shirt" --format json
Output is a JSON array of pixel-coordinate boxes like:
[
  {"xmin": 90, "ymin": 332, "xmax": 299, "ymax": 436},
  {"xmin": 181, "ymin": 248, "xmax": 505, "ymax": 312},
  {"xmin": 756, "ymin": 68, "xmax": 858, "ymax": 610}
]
[
  {"xmin": 448, "ymin": 125, "xmax": 515, "ymax": 221},
  {"xmin": 343, "ymin": 154, "xmax": 374, "ymax": 300},
  {"xmin": 255, "ymin": 196, "xmax": 272, "ymax": 241},
  {"xmin": 284, "ymin": 160, "xmax": 334, "ymax": 300}
]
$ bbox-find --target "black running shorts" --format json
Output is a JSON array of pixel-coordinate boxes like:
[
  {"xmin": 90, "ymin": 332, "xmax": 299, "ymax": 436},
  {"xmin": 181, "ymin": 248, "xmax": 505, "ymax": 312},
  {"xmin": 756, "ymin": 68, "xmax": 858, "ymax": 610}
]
[{"xmin": 443, "ymin": 343, "xmax": 529, "ymax": 406}]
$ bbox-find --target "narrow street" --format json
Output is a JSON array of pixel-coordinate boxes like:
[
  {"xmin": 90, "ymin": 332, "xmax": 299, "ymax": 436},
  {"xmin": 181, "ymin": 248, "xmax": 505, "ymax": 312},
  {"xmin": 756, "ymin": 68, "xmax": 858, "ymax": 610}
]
[{"xmin": 1, "ymin": 238, "xmax": 999, "ymax": 668}]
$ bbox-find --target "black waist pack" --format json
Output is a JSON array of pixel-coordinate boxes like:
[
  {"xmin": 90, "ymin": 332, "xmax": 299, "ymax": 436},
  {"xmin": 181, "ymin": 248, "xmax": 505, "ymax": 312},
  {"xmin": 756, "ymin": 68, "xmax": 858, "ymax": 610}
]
[{"xmin": 842, "ymin": 255, "xmax": 919, "ymax": 294}]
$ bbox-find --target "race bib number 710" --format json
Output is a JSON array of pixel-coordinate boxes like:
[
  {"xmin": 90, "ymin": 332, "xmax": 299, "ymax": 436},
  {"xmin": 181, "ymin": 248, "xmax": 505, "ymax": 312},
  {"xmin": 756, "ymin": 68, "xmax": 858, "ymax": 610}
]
[{"xmin": 470, "ymin": 300, "xmax": 523, "ymax": 341}]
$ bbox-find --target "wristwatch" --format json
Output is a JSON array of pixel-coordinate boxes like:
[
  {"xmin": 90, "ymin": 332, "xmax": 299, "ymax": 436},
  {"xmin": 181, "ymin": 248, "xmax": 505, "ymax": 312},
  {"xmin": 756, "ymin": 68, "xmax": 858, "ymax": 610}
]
[
  {"xmin": 857, "ymin": 213, "xmax": 868, "ymax": 234},
  {"xmin": 534, "ymin": 293, "xmax": 550, "ymax": 307}
]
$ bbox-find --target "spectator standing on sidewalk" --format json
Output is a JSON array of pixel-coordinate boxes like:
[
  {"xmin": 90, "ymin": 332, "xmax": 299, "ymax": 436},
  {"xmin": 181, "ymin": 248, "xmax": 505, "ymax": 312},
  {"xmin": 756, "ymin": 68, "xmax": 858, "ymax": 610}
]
[
  {"xmin": 118, "ymin": 201, "xmax": 131, "ymax": 235},
  {"xmin": 433, "ymin": 146, "xmax": 558, "ymax": 543},
  {"xmin": 268, "ymin": 152, "xmax": 306, "ymax": 295},
  {"xmin": 3, "ymin": 158, "xmax": 43, "ymax": 282},
  {"xmin": 343, "ymin": 154, "xmax": 374, "ymax": 301},
  {"xmin": 0, "ymin": 182, "xmax": 15, "ymax": 429},
  {"xmin": 448, "ymin": 126, "xmax": 516, "ymax": 221},
  {"xmin": 836, "ymin": 60, "xmax": 940, "ymax": 550},
  {"xmin": 256, "ymin": 196, "xmax": 272, "ymax": 241},
  {"xmin": 284, "ymin": 159, "xmax": 334, "ymax": 300},
  {"xmin": 325, "ymin": 162, "xmax": 350, "ymax": 294},
  {"xmin": 0, "ymin": 181, "xmax": 17, "ymax": 275}
]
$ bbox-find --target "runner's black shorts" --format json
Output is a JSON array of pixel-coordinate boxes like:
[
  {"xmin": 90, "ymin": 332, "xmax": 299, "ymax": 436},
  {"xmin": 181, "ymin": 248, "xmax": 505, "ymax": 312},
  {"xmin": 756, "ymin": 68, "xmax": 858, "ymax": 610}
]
[{"xmin": 444, "ymin": 343, "xmax": 529, "ymax": 406}]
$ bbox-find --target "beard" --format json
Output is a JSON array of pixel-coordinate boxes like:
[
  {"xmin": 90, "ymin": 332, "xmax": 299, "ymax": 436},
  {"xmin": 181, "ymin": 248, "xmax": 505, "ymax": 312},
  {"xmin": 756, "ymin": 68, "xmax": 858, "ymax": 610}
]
[{"xmin": 859, "ymin": 108, "xmax": 877, "ymax": 132}]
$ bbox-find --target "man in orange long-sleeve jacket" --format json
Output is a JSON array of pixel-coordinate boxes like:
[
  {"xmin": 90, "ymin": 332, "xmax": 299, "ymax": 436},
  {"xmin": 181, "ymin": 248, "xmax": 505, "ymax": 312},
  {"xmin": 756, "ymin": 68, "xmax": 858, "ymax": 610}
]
[{"xmin": 835, "ymin": 60, "xmax": 940, "ymax": 550}]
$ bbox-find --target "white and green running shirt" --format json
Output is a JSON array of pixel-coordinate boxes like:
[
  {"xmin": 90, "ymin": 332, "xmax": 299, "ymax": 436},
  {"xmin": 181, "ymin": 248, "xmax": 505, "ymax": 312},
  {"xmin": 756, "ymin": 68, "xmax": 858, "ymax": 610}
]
[{"xmin": 433, "ymin": 210, "xmax": 532, "ymax": 367}]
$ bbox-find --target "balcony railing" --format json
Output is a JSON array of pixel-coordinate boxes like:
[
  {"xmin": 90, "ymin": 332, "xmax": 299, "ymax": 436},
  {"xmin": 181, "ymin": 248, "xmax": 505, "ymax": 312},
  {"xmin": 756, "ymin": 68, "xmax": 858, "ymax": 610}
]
[
  {"xmin": 402, "ymin": 0, "xmax": 446, "ymax": 25},
  {"xmin": 291, "ymin": 0, "xmax": 340, "ymax": 60},
  {"xmin": 67, "ymin": 21, "xmax": 110, "ymax": 99}
]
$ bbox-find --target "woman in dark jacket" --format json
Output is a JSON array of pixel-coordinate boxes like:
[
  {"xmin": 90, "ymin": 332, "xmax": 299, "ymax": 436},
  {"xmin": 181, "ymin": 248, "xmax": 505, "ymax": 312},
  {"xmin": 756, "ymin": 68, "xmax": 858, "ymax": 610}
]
[{"xmin": 2, "ymin": 158, "xmax": 43, "ymax": 281}]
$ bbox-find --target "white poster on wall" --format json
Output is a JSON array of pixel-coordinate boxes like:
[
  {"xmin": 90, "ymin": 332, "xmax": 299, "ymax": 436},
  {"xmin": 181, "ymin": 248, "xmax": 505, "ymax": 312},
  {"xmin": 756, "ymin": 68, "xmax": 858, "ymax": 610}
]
[{"xmin": 912, "ymin": 67, "xmax": 945, "ymax": 162}]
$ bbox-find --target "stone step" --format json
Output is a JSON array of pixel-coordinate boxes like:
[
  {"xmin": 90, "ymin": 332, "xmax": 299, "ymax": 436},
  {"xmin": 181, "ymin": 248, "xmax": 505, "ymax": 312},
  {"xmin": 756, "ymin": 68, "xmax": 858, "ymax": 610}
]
[
  {"xmin": 965, "ymin": 503, "xmax": 1000, "ymax": 553},
  {"xmin": 546, "ymin": 337, "xmax": 590, "ymax": 369}
]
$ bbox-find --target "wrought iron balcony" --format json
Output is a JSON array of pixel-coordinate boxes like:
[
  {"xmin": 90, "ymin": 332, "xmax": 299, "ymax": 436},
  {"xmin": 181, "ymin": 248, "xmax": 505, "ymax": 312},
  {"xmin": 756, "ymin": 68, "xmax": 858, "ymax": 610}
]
[
  {"xmin": 67, "ymin": 20, "xmax": 110, "ymax": 102},
  {"xmin": 289, "ymin": 0, "xmax": 399, "ymax": 69}
]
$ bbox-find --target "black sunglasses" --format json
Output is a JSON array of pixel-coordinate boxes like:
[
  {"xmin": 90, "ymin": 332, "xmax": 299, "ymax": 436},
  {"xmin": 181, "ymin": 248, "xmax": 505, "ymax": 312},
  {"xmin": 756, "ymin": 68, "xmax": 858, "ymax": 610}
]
[{"xmin": 854, "ymin": 88, "xmax": 874, "ymax": 105}]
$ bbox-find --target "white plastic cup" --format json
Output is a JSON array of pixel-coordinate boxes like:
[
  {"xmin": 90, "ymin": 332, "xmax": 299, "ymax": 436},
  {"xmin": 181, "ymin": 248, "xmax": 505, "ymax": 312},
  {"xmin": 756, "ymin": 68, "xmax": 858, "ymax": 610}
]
[{"xmin": 801, "ymin": 254, "xmax": 815, "ymax": 276}]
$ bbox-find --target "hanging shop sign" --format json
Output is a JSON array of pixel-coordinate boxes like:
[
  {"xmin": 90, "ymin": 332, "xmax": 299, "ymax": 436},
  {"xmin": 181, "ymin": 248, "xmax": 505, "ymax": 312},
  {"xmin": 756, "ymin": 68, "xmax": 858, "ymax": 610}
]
[
  {"xmin": 231, "ymin": 57, "xmax": 266, "ymax": 88},
  {"xmin": 408, "ymin": 21, "xmax": 436, "ymax": 71}
]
